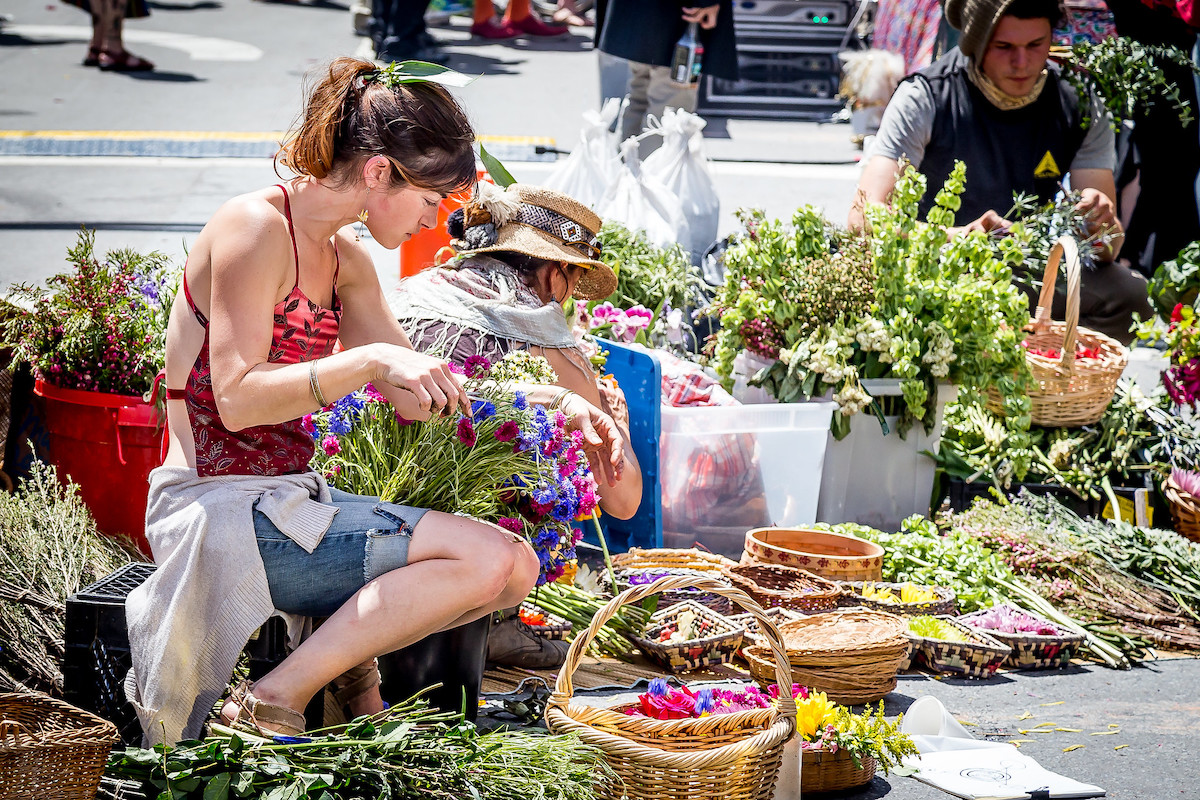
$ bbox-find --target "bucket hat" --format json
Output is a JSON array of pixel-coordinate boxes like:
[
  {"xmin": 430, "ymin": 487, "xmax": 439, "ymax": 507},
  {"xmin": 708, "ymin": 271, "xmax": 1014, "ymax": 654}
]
[{"xmin": 448, "ymin": 183, "xmax": 616, "ymax": 301}]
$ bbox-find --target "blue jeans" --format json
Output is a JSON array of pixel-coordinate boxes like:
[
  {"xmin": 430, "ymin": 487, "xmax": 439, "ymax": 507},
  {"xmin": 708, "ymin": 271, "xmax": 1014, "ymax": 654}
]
[{"xmin": 254, "ymin": 487, "xmax": 428, "ymax": 617}]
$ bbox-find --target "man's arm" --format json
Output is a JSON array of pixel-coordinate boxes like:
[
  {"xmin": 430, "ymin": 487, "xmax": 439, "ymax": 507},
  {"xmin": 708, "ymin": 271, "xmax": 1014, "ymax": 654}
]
[
  {"xmin": 849, "ymin": 155, "xmax": 902, "ymax": 230},
  {"xmin": 1069, "ymin": 168, "xmax": 1123, "ymax": 261}
]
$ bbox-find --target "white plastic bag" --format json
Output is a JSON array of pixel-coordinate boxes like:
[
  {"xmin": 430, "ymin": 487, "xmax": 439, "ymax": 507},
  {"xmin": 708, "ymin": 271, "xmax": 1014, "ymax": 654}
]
[
  {"xmin": 543, "ymin": 98, "xmax": 622, "ymax": 210},
  {"xmin": 597, "ymin": 138, "xmax": 690, "ymax": 252},
  {"xmin": 642, "ymin": 108, "xmax": 720, "ymax": 261}
]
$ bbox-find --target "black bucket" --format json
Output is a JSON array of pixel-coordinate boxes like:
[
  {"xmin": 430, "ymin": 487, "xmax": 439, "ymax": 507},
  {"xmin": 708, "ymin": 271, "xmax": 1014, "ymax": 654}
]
[{"xmin": 376, "ymin": 616, "xmax": 491, "ymax": 722}]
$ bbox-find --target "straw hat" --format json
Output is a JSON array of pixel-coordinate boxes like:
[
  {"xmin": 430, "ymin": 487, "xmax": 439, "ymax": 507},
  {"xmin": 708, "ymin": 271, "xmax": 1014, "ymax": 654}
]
[{"xmin": 448, "ymin": 183, "xmax": 616, "ymax": 301}]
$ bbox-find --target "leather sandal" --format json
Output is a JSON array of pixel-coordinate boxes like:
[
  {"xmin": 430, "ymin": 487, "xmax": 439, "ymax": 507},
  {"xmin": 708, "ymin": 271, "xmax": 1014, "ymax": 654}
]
[
  {"xmin": 83, "ymin": 46, "xmax": 102, "ymax": 67},
  {"xmin": 331, "ymin": 658, "xmax": 381, "ymax": 719},
  {"xmin": 221, "ymin": 679, "xmax": 307, "ymax": 737},
  {"xmin": 97, "ymin": 50, "xmax": 155, "ymax": 72}
]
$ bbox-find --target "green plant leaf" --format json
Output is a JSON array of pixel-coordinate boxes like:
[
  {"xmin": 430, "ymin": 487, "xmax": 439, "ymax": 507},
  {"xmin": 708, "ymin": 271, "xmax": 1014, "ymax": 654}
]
[{"xmin": 478, "ymin": 142, "xmax": 516, "ymax": 188}]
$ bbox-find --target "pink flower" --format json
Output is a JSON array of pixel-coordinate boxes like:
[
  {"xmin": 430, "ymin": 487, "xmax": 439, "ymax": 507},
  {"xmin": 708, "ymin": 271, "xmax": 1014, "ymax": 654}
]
[
  {"xmin": 464, "ymin": 354, "xmax": 491, "ymax": 378},
  {"xmin": 497, "ymin": 517, "xmax": 524, "ymax": 534},
  {"xmin": 321, "ymin": 435, "xmax": 341, "ymax": 455},
  {"xmin": 494, "ymin": 420, "xmax": 520, "ymax": 442},
  {"xmin": 363, "ymin": 383, "xmax": 386, "ymax": 402},
  {"xmin": 625, "ymin": 305, "xmax": 653, "ymax": 331},
  {"xmin": 301, "ymin": 414, "xmax": 316, "ymax": 435},
  {"xmin": 590, "ymin": 301, "xmax": 619, "ymax": 327},
  {"xmin": 456, "ymin": 417, "xmax": 478, "ymax": 447},
  {"xmin": 637, "ymin": 686, "xmax": 698, "ymax": 720},
  {"xmin": 395, "ymin": 411, "xmax": 414, "ymax": 426}
]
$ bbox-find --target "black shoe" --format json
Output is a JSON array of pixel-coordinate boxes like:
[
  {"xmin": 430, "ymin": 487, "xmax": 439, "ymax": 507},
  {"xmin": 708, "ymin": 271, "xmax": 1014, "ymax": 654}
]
[{"xmin": 487, "ymin": 614, "xmax": 569, "ymax": 669}]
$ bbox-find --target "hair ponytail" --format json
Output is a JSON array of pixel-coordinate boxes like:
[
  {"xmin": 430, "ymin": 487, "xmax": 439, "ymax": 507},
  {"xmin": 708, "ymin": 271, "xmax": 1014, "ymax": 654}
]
[{"xmin": 276, "ymin": 57, "xmax": 476, "ymax": 195}]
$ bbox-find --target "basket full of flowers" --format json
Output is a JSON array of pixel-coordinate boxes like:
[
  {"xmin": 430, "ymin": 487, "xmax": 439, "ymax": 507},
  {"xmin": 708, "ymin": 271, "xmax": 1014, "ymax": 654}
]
[{"xmin": 957, "ymin": 603, "xmax": 1084, "ymax": 670}]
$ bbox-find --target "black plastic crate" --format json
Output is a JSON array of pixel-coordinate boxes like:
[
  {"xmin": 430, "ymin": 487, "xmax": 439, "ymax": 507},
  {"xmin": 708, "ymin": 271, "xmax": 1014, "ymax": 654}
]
[
  {"xmin": 946, "ymin": 477, "xmax": 1169, "ymax": 527},
  {"xmin": 64, "ymin": 562, "xmax": 294, "ymax": 744}
]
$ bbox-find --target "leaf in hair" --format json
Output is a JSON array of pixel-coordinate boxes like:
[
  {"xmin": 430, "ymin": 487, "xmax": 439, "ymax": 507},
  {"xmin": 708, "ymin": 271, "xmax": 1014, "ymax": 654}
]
[
  {"xmin": 371, "ymin": 60, "xmax": 477, "ymax": 89},
  {"xmin": 477, "ymin": 141, "xmax": 516, "ymax": 188}
]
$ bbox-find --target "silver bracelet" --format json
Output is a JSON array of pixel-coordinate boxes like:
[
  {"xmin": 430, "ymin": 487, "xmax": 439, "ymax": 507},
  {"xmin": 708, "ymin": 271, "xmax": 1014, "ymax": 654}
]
[
  {"xmin": 549, "ymin": 388, "xmax": 574, "ymax": 411},
  {"xmin": 309, "ymin": 361, "xmax": 328, "ymax": 408}
]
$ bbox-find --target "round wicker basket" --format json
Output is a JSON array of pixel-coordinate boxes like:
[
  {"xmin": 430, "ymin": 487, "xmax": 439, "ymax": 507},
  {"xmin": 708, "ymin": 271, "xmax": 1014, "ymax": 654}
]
[
  {"xmin": 985, "ymin": 236, "xmax": 1128, "ymax": 427},
  {"xmin": 723, "ymin": 563, "xmax": 843, "ymax": 613},
  {"xmin": 545, "ymin": 575, "xmax": 797, "ymax": 800},
  {"xmin": 612, "ymin": 548, "xmax": 739, "ymax": 574},
  {"xmin": 1163, "ymin": 476, "xmax": 1200, "ymax": 544},
  {"xmin": 742, "ymin": 608, "xmax": 909, "ymax": 705},
  {"xmin": 743, "ymin": 528, "xmax": 884, "ymax": 582},
  {"xmin": 802, "ymin": 747, "xmax": 877, "ymax": 794},
  {"xmin": 0, "ymin": 692, "xmax": 119, "ymax": 800}
]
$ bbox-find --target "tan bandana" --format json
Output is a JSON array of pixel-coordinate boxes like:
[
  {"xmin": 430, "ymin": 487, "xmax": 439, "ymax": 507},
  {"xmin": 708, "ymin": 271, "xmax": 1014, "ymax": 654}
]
[{"xmin": 967, "ymin": 61, "xmax": 1048, "ymax": 110}]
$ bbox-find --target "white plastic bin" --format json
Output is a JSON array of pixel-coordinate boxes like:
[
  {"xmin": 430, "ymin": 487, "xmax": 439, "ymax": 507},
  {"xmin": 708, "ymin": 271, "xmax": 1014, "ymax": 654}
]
[
  {"xmin": 816, "ymin": 380, "xmax": 957, "ymax": 532},
  {"xmin": 659, "ymin": 402, "xmax": 835, "ymax": 558}
]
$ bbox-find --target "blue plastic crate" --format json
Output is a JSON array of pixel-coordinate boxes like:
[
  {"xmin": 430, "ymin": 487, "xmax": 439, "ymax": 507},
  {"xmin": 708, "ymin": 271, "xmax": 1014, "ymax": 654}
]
[{"xmin": 578, "ymin": 340, "xmax": 662, "ymax": 553}]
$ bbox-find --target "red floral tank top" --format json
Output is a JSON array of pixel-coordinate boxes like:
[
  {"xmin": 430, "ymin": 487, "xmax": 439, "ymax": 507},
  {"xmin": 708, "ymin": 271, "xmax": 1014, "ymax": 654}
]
[{"xmin": 177, "ymin": 184, "xmax": 342, "ymax": 476}]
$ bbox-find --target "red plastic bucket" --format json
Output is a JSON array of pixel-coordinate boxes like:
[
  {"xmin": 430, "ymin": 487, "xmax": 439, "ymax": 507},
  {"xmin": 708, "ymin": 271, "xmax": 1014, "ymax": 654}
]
[
  {"xmin": 34, "ymin": 379, "xmax": 162, "ymax": 554},
  {"xmin": 398, "ymin": 170, "xmax": 491, "ymax": 279}
]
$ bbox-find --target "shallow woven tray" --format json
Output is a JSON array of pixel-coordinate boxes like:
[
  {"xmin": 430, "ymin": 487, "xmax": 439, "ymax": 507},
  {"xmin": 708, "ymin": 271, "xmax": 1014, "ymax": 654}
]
[
  {"xmin": 956, "ymin": 605, "xmax": 1085, "ymax": 670},
  {"xmin": 777, "ymin": 607, "xmax": 908, "ymax": 655},
  {"xmin": 612, "ymin": 547, "xmax": 739, "ymax": 574},
  {"xmin": 723, "ymin": 563, "xmax": 842, "ymax": 613},
  {"xmin": 743, "ymin": 527, "xmax": 884, "ymax": 582},
  {"xmin": 741, "ymin": 643, "xmax": 906, "ymax": 705},
  {"xmin": 907, "ymin": 616, "xmax": 1012, "ymax": 678},
  {"xmin": 518, "ymin": 602, "xmax": 573, "ymax": 640},
  {"xmin": 839, "ymin": 581, "xmax": 958, "ymax": 617},
  {"xmin": 630, "ymin": 600, "xmax": 745, "ymax": 673}
]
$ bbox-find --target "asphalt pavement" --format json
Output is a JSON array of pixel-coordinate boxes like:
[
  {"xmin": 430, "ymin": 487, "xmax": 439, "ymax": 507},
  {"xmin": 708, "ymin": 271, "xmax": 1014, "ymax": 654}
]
[{"xmin": 2, "ymin": 2, "xmax": 1199, "ymax": 797}]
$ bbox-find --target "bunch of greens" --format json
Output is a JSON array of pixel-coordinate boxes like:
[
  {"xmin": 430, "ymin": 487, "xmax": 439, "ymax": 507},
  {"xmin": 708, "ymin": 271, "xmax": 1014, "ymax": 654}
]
[
  {"xmin": 713, "ymin": 163, "xmax": 1032, "ymax": 441},
  {"xmin": 936, "ymin": 379, "xmax": 1163, "ymax": 502},
  {"xmin": 1145, "ymin": 239, "xmax": 1200, "ymax": 322},
  {"xmin": 1000, "ymin": 190, "xmax": 1122, "ymax": 280},
  {"xmin": 107, "ymin": 695, "xmax": 611, "ymax": 800},
  {"xmin": 592, "ymin": 221, "xmax": 706, "ymax": 353},
  {"xmin": 1055, "ymin": 37, "xmax": 1200, "ymax": 129},
  {"xmin": 0, "ymin": 460, "xmax": 136, "ymax": 694},
  {"xmin": 2, "ymin": 228, "xmax": 177, "ymax": 397}
]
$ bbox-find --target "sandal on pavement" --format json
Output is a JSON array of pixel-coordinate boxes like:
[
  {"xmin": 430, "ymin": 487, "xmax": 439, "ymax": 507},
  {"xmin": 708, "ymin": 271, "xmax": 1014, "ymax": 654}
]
[
  {"xmin": 97, "ymin": 50, "xmax": 155, "ymax": 72},
  {"xmin": 83, "ymin": 46, "xmax": 102, "ymax": 67},
  {"xmin": 220, "ymin": 679, "xmax": 307, "ymax": 737},
  {"xmin": 510, "ymin": 13, "xmax": 569, "ymax": 36},
  {"xmin": 470, "ymin": 18, "xmax": 519, "ymax": 39},
  {"xmin": 330, "ymin": 658, "xmax": 382, "ymax": 720}
]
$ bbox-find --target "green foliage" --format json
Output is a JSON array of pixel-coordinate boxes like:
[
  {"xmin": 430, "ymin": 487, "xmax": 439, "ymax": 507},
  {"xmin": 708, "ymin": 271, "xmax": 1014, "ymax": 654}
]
[
  {"xmin": 907, "ymin": 615, "xmax": 970, "ymax": 642},
  {"xmin": 107, "ymin": 696, "xmax": 612, "ymax": 800},
  {"xmin": 2, "ymin": 227, "xmax": 177, "ymax": 397},
  {"xmin": 596, "ymin": 221, "xmax": 701, "ymax": 314},
  {"xmin": 1147, "ymin": 239, "xmax": 1200, "ymax": 322},
  {"xmin": 1, "ymin": 460, "xmax": 136, "ymax": 693},
  {"xmin": 826, "ymin": 702, "xmax": 920, "ymax": 775},
  {"xmin": 1058, "ymin": 37, "xmax": 1200, "ymax": 129}
]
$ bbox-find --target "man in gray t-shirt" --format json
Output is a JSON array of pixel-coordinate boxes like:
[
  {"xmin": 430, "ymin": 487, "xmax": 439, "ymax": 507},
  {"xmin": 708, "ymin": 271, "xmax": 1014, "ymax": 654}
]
[{"xmin": 847, "ymin": 0, "xmax": 1150, "ymax": 343}]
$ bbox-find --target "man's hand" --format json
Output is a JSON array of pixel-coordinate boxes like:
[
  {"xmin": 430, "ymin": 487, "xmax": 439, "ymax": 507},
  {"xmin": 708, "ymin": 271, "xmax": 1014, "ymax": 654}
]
[
  {"xmin": 682, "ymin": 4, "xmax": 719, "ymax": 28},
  {"xmin": 1075, "ymin": 187, "xmax": 1120, "ymax": 238},
  {"xmin": 949, "ymin": 209, "xmax": 1012, "ymax": 238}
]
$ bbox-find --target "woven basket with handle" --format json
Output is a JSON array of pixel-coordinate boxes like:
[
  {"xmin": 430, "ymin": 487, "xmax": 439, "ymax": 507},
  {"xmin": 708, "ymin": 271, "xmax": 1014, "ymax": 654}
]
[
  {"xmin": 986, "ymin": 236, "xmax": 1128, "ymax": 427},
  {"xmin": 0, "ymin": 692, "xmax": 120, "ymax": 800},
  {"xmin": 1163, "ymin": 476, "xmax": 1200, "ymax": 544},
  {"xmin": 546, "ymin": 575, "xmax": 797, "ymax": 800}
]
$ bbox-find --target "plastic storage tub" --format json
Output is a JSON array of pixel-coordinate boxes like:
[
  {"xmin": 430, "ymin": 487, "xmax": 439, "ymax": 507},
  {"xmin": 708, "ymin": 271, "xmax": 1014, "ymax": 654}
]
[{"xmin": 659, "ymin": 402, "xmax": 834, "ymax": 558}]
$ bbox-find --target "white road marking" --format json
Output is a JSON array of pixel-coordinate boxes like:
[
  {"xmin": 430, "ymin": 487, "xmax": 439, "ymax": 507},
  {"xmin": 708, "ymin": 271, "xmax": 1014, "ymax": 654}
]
[{"xmin": 7, "ymin": 24, "xmax": 263, "ymax": 61}]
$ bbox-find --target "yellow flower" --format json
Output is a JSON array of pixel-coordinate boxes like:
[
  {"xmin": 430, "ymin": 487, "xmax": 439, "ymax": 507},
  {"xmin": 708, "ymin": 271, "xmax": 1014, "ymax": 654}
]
[
  {"xmin": 555, "ymin": 560, "xmax": 579, "ymax": 585},
  {"xmin": 795, "ymin": 691, "xmax": 838, "ymax": 739}
]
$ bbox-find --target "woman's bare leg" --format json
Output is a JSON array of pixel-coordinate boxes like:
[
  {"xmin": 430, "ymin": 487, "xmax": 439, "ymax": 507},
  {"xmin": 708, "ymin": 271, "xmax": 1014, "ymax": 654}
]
[{"xmin": 224, "ymin": 512, "xmax": 539, "ymax": 722}]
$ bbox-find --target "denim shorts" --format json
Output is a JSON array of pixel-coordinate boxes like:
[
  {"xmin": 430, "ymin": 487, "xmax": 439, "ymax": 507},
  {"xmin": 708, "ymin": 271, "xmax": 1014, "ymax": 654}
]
[{"xmin": 254, "ymin": 487, "xmax": 428, "ymax": 617}]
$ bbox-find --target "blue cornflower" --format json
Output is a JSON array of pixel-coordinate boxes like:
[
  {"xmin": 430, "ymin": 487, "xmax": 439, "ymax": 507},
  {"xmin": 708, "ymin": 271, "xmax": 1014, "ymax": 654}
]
[
  {"xmin": 471, "ymin": 399, "xmax": 497, "ymax": 421},
  {"xmin": 648, "ymin": 678, "xmax": 669, "ymax": 697},
  {"xmin": 327, "ymin": 413, "xmax": 352, "ymax": 436},
  {"xmin": 695, "ymin": 689, "xmax": 715, "ymax": 714},
  {"xmin": 534, "ymin": 527, "xmax": 559, "ymax": 548},
  {"xmin": 514, "ymin": 391, "xmax": 527, "ymax": 410},
  {"xmin": 532, "ymin": 485, "xmax": 556, "ymax": 506}
]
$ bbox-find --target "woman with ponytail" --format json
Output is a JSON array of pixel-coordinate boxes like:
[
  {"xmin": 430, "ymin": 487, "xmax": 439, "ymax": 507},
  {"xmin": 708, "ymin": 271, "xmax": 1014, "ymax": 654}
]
[{"xmin": 124, "ymin": 58, "xmax": 628, "ymax": 746}]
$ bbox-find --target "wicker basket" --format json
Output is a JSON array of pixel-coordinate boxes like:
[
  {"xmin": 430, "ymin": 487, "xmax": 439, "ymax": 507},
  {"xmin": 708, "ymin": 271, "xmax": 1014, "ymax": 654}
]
[
  {"xmin": 0, "ymin": 692, "xmax": 120, "ymax": 800},
  {"xmin": 742, "ymin": 608, "xmax": 909, "ymax": 705},
  {"xmin": 723, "ymin": 563, "xmax": 843, "ymax": 614},
  {"xmin": 839, "ymin": 581, "xmax": 957, "ymax": 617},
  {"xmin": 518, "ymin": 602, "xmax": 573, "ymax": 640},
  {"xmin": 630, "ymin": 600, "xmax": 746, "ymax": 672},
  {"xmin": 546, "ymin": 575, "xmax": 797, "ymax": 800},
  {"xmin": 985, "ymin": 236, "xmax": 1128, "ymax": 427},
  {"xmin": 907, "ymin": 616, "xmax": 1012, "ymax": 678},
  {"xmin": 743, "ymin": 527, "xmax": 884, "ymax": 582},
  {"xmin": 1163, "ymin": 476, "xmax": 1200, "ymax": 544},
  {"xmin": 802, "ymin": 747, "xmax": 877, "ymax": 794},
  {"xmin": 956, "ymin": 605, "xmax": 1085, "ymax": 670},
  {"xmin": 602, "ymin": 567, "xmax": 734, "ymax": 615},
  {"xmin": 613, "ymin": 548, "xmax": 739, "ymax": 574}
]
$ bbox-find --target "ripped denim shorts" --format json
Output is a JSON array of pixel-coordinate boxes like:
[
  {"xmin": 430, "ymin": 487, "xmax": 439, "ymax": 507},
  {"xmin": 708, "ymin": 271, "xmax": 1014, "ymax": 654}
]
[{"xmin": 254, "ymin": 487, "xmax": 428, "ymax": 617}]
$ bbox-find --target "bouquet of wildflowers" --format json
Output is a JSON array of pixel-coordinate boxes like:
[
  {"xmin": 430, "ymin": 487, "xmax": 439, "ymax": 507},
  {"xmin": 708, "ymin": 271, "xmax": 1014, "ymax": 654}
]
[
  {"xmin": 2, "ymin": 228, "xmax": 176, "ymax": 397},
  {"xmin": 306, "ymin": 353, "xmax": 598, "ymax": 584}
]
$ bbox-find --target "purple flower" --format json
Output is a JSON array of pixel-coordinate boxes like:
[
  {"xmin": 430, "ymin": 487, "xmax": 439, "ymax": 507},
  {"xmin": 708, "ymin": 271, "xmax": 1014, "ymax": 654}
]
[
  {"xmin": 513, "ymin": 391, "xmax": 528, "ymax": 411},
  {"xmin": 472, "ymin": 399, "xmax": 497, "ymax": 421},
  {"xmin": 498, "ymin": 517, "xmax": 524, "ymax": 534},
  {"xmin": 647, "ymin": 678, "xmax": 670, "ymax": 697},
  {"xmin": 494, "ymin": 420, "xmax": 520, "ymax": 442},
  {"xmin": 464, "ymin": 354, "xmax": 491, "ymax": 379},
  {"xmin": 456, "ymin": 416, "xmax": 477, "ymax": 447}
]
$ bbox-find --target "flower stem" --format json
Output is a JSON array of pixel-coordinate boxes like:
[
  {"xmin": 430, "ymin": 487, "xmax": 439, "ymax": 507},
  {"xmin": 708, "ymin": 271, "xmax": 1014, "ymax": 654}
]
[{"xmin": 591, "ymin": 510, "xmax": 617, "ymax": 591}]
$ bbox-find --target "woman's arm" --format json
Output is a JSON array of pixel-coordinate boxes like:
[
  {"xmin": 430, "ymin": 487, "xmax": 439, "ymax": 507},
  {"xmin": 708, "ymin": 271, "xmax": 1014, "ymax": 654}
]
[{"xmin": 205, "ymin": 208, "xmax": 466, "ymax": 431}]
